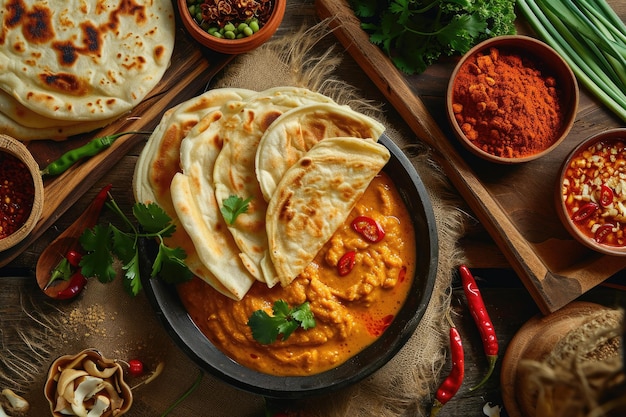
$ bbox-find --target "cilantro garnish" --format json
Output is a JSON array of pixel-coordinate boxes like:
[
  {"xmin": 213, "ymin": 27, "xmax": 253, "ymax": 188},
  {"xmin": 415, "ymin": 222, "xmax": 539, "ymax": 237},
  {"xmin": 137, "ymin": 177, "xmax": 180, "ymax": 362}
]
[
  {"xmin": 247, "ymin": 300, "xmax": 316, "ymax": 345},
  {"xmin": 220, "ymin": 195, "xmax": 252, "ymax": 225},
  {"xmin": 79, "ymin": 196, "xmax": 192, "ymax": 296}
]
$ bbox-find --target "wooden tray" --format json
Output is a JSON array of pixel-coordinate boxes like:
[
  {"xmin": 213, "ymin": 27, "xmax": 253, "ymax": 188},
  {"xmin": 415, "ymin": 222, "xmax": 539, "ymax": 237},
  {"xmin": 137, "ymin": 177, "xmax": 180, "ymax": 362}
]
[
  {"xmin": 315, "ymin": 0, "xmax": 626, "ymax": 314},
  {"xmin": 0, "ymin": 19, "xmax": 233, "ymax": 268}
]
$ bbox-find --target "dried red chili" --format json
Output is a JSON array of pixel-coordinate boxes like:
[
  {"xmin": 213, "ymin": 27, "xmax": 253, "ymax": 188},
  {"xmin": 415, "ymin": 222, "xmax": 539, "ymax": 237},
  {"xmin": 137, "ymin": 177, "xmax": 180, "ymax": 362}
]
[
  {"xmin": 595, "ymin": 223, "xmax": 614, "ymax": 243},
  {"xmin": 337, "ymin": 251, "xmax": 356, "ymax": 276},
  {"xmin": 0, "ymin": 151, "xmax": 35, "ymax": 239},
  {"xmin": 459, "ymin": 265, "xmax": 499, "ymax": 391},
  {"xmin": 351, "ymin": 215, "xmax": 385, "ymax": 243},
  {"xmin": 599, "ymin": 184, "xmax": 614, "ymax": 207},
  {"xmin": 430, "ymin": 318, "xmax": 464, "ymax": 416}
]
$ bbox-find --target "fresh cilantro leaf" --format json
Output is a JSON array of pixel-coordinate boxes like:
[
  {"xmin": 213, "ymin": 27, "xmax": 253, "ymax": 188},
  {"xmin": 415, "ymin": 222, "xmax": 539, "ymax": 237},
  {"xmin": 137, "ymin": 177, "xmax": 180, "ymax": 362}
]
[
  {"xmin": 122, "ymin": 252, "xmax": 142, "ymax": 296},
  {"xmin": 247, "ymin": 300, "xmax": 316, "ymax": 345},
  {"xmin": 78, "ymin": 194, "xmax": 193, "ymax": 297},
  {"xmin": 220, "ymin": 195, "xmax": 252, "ymax": 225},
  {"xmin": 46, "ymin": 257, "xmax": 72, "ymax": 288},
  {"xmin": 133, "ymin": 202, "xmax": 175, "ymax": 235},
  {"xmin": 79, "ymin": 224, "xmax": 116, "ymax": 283}
]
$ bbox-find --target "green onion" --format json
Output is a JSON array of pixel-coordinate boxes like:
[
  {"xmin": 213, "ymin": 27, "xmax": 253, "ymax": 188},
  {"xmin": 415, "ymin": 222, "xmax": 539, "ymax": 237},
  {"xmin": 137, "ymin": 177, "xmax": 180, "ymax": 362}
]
[{"xmin": 517, "ymin": 0, "xmax": 626, "ymax": 122}]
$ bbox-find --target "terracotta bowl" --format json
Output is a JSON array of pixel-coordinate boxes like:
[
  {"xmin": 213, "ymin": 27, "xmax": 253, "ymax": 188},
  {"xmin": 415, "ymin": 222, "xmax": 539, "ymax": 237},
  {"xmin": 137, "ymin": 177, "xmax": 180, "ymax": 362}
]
[
  {"xmin": 0, "ymin": 134, "xmax": 43, "ymax": 252},
  {"xmin": 446, "ymin": 35, "xmax": 579, "ymax": 164},
  {"xmin": 44, "ymin": 348, "xmax": 133, "ymax": 417},
  {"xmin": 177, "ymin": 0, "xmax": 286, "ymax": 54},
  {"xmin": 556, "ymin": 128, "xmax": 626, "ymax": 256},
  {"xmin": 140, "ymin": 133, "xmax": 439, "ymax": 399}
]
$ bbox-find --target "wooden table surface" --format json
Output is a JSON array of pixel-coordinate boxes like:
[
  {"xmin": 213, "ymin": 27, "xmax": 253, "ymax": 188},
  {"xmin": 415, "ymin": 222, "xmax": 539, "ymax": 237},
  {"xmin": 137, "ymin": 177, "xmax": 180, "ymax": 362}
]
[{"xmin": 1, "ymin": 1, "xmax": 625, "ymax": 416}]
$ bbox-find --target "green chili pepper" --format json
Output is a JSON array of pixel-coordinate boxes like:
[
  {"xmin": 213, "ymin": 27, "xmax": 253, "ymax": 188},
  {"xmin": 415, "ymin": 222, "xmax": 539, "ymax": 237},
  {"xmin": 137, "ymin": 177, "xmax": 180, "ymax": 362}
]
[{"xmin": 40, "ymin": 131, "xmax": 152, "ymax": 177}]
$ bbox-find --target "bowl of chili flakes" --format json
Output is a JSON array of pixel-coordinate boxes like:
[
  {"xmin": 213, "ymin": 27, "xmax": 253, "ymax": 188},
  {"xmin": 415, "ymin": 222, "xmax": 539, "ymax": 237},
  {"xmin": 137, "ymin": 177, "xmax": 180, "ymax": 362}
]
[
  {"xmin": 177, "ymin": 0, "xmax": 286, "ymax": 54},
  {"xmin": 0, "ymin": 134, "xmax": 44, "ymax": 252},
  {"xmin": 446, "ymin": 35, "xmax": 579, "ymax": 164},
  {"xmin": 557, "ymin": 128, "xmax": 626, "ymax": 256}
]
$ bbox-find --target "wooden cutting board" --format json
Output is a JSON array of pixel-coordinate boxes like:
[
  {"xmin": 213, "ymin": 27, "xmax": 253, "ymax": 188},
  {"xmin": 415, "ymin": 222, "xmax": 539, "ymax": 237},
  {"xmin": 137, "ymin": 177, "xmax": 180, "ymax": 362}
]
[
  {"xmin": 0, "ymin": 22, "xmax": 233, "ymax": 268},
  {"xmin": 315, "ymin": 0, "xmax": 626, "ymax": 314}
]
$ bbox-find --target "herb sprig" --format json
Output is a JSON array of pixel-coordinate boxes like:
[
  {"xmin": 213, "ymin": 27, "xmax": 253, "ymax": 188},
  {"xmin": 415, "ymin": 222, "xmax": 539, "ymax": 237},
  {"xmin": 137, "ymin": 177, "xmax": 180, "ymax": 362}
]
[
  {"xmin": 79, "ymin": 195, "xmax": 192, "ymax": 296},
  {"xmin": 247, "ymin": 300, "xmax": 316, "ymax": 344},
  {"xmin": 349, "ymin": 0, "xmax": 517, "ymax": 74},
  {"xmin": 220, "ymin": 195, "xmax": 253, "ymax": 224}
]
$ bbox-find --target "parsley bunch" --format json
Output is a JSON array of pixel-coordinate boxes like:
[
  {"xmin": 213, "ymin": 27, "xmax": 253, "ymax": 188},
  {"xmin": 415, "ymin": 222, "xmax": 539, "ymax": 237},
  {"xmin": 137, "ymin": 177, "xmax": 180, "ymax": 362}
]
[
  {"xmin": 79, "ymin": 196, "xmax": 192, "ymax": 296},
  {"xmin": 349, "ymin": 0, "xmax": 517, "ymax": 74},
  {"xmin": 247, "ymin": 300, "xmax": 316, "ymax": 344}
]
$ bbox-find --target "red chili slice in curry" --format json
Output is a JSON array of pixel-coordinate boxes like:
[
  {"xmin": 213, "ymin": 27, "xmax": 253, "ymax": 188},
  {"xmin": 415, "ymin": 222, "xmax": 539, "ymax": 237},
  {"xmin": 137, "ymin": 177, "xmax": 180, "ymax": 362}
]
[
  {"xmin": 594, "ymin": 223, "xmax": 614, "ymax": 243},
  {"xmin": 599, "ymin": 184, "xmax": 614, "ymax": 207},
  {"xmin": 571, "ymin": 202, "xmax": 599, "ymax": 222},
  {"xmin": 337, "ymin": 251, "xmax": 356, "ymax": 276},
  {"xmin": 351, "ymin": 216, "xmax": 385, "ymax": 243}
]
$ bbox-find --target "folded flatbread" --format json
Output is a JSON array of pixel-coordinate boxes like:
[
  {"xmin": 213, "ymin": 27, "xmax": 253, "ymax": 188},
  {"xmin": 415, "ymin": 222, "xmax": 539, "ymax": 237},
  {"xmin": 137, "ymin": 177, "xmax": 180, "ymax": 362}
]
[
  {"xmin": 133, "ymin": 88, "xmax": 255, "ymax": 299},
  {"xmin": 255, "ymin": 102, "xmax": 385, "ymax": 201},
  {"xmin": 266, "ymin": 137, "xmax": 390, "ymax": 286},
  {"xmin": 211, "ymin": 87, "xmax": 336, "ymax": 286}
]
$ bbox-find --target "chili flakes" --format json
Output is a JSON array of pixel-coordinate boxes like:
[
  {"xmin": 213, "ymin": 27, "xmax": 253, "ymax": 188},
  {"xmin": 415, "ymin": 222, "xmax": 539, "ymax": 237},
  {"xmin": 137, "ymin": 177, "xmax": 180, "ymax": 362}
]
[{"xmin": 0, "ymin": 151, "xmax": 35, "ymax": 239}]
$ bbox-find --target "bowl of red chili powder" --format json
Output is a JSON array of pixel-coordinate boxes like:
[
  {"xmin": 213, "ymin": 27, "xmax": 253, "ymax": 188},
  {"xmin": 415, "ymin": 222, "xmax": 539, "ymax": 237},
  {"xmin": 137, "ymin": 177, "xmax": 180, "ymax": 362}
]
[
  {"xmin": 0, "ymin": 134, "xmax": 44, "ymax": 252},
  {"xmin": 177, "ymin": 0, "xmax": 286, "ymax": 54},
  {"xmin": 447, "ymin": 35, "xmax": 579, "ymax": 163},
  {"xmin": 556, "ymin": 128, "xmax": 626, "ymax": 256}
]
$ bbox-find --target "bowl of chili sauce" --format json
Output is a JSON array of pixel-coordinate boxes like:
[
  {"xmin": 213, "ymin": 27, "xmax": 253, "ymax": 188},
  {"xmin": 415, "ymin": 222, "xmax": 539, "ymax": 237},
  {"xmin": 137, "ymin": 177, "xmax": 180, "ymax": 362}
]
[
  {"xmin": 557, "ymin": 128, "xmax": 626, "ymax": 256},
  {"xmin": 446, "ymin": 35, "xmax": 579, "ymax": 164},
  {"xmin": 0, "ymin": 134, "xmax": 44, "ymax": 252}
]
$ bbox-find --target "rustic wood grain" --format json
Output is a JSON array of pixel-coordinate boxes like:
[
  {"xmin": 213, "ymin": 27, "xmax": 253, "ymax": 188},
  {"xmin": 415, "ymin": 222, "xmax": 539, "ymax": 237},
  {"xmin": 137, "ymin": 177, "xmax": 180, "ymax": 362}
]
[{"xmin": 315, "ymin": 0, "xmax": 626, "ymax": 314}]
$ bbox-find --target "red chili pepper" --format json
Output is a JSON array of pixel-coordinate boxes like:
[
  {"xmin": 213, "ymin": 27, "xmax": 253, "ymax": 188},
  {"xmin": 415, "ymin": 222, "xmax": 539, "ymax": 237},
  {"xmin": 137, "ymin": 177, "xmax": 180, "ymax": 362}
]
[
  {"xmin": 594, "ymin": 223, "xmax": 614, "ymax": 243},
  {"xmin": 55, "ymin": 271, "xmax": 87, "ymax": 300},
  {"xmin": 430, "ymin": 322, "xmax": 464, "ymax": 416},
  {"xmin": 66, "ymin": 249, "xmax": 82, "ymax": 268},
  {"xmin": 351, "ymin": 216, "xmax": 385, "ymax": 243},
  {"xmin": 128, "ymin": 359, "xmax": 145, "ymax": 377},
  {"xmin": 571, "ymin": 201, "xmax": 599, "ymax": 222},
  {"xmin": 459, "ymin": 265, "xmax": 498, "ymax": 391},
  {"xmin": 337, "ymin": 251, "xmax": 356, "ymax": 276},
  {"xmin": 599, "ymin": 184, "xmax": 614, "ymax": 207}
]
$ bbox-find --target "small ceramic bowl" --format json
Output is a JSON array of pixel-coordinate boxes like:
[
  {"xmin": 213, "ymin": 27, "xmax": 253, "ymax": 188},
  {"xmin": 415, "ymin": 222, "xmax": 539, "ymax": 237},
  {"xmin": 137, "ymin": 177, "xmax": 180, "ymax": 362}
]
[
  {"xmin": 44, "ymin": 349, "xmax": 133, "ymax": 417},
  {"xmin": 446, "ymin": 35, "xmax": 579, "ymax": 164},
  {"xmin": 177, "ymin": 0, "xmax": 286, "ymax": 54},
  {"xmin": 0, "ymin": 134, "xmax": 43, "ymax": 252},
  {"xmin": 556, "ymin": 128, "xmax": 626, "ymax": 256}
]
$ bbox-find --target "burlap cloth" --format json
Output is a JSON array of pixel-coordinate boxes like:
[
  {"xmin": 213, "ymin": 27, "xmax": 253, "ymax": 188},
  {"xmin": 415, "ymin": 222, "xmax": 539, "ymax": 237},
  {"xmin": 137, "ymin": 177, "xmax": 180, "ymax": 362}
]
[{"xmin": 0, "ymin": 18, "xmax": 469, "ymax": 417}]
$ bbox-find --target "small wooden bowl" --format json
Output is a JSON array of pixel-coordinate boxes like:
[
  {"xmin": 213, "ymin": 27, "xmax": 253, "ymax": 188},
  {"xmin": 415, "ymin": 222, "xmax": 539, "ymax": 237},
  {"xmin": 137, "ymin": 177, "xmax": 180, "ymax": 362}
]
[
  {"xmin": 446, "ymin": 35, "xmax": 579, "ymax": 164},
  {"xmin": 0, "ymin": 134, "xmax": 43, "ymax": 252},
  {"xmin": 177, "ymin": 0, "xmax": 286, "ymax": 54},
  {"xmin": 556, "ymin": 128, "xmax": 626, "ymax": 256}
]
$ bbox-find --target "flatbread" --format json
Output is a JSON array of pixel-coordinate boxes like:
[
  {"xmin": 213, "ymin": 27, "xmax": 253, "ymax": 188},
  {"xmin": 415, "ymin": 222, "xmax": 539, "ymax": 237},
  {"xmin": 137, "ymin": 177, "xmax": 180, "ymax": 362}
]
[
  {"xmin": 133, "ymin": 88, "xmax": 255, "ymax": 299},
  {"xmin": 255, "ymin": 102, "xmax": 386, "ymax": 201},
  {"xmin": 170, "ymin": 110, "xmax": 257, "ymax": 300},
  {"xmin": 0, "ymin": 0, "xmax": 174, "ymax": 122},
  {"xmin": 266, "ymin": 137, "xmax": 390, "ymax": 286},
  {"xmin": 211, "ymin": 87, "xmax": 336, "ymax": 286}
]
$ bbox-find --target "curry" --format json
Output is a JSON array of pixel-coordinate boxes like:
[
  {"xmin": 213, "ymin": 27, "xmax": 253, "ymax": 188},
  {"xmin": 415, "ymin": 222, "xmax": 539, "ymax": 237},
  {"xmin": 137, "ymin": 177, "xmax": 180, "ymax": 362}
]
[{"xmin": 177, "ymin": 171, "xmax": 416, "ymax": 376}]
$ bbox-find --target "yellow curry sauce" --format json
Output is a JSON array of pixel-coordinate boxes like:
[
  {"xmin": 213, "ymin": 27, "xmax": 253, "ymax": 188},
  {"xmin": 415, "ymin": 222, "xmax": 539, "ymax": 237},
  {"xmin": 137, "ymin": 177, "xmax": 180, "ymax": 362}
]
[{"xmin": 177, "ymin": 172, "xmax": 416, "ymax": 376}]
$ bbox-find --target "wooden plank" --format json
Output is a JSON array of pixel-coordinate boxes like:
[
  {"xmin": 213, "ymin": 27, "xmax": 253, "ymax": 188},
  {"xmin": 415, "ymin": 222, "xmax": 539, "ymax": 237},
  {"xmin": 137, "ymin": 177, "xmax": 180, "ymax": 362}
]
[{"xmin": 315, "ymin": 0, "xmax": 626, "ymax": 314}]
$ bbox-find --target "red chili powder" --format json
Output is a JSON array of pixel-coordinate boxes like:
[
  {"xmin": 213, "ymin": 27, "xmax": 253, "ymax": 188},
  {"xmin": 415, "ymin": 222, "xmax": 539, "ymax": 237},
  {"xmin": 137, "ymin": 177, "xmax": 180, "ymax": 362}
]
[
  {"xmin": 452, "ymin": 46, "xmax": 564, "ymax": 158},
  {"xmin": 0, "ymin": 151, "xmax": 35, "ymax": 239}
]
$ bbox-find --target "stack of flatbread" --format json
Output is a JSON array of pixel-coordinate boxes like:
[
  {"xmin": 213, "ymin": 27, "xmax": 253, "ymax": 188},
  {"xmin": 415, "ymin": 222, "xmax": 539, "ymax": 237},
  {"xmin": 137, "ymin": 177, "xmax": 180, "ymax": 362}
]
[
  {"xmin": 133, "ymin": 86, "xmax": 390, "ymax": 300},
  {"xmin": 0, "ymin": 0, "xmax": 175, "ymax": 141}
]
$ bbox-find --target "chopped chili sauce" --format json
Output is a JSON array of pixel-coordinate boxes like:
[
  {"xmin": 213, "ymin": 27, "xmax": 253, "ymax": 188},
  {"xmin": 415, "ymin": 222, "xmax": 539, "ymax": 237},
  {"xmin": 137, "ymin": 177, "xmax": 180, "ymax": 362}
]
[
  {"xmin": 0, "ymin": 151, "xmax": 35, "ymax": 239},
  {"xmin": 561, "ymin": 138, "xmax": 626, "ymax": 247}
]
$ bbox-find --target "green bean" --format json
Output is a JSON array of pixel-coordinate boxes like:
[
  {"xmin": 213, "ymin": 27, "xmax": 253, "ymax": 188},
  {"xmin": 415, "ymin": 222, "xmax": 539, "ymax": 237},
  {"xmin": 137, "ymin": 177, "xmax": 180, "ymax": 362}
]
[{"xmin": 40, "ymin": 131, "xmax": 151, "ymax": 177}]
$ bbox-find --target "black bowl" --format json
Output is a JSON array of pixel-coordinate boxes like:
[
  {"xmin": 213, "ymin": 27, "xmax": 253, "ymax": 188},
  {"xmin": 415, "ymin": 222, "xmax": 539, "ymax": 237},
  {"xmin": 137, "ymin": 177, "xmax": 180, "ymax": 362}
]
[{"xmin": 141, "ymin": 133, "xmax": 439, "ymax": 399}]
